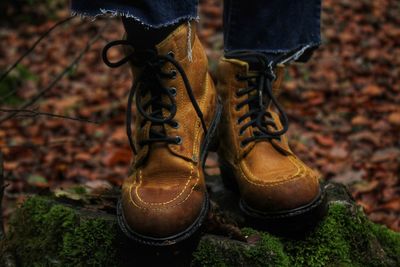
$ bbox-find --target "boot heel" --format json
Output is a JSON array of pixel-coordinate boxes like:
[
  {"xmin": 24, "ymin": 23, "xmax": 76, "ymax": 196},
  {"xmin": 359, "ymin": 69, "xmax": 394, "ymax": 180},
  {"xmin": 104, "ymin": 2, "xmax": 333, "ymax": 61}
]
[{"xmin": 219, "ymin": 159, "xmax": 240, "ymax": 193}]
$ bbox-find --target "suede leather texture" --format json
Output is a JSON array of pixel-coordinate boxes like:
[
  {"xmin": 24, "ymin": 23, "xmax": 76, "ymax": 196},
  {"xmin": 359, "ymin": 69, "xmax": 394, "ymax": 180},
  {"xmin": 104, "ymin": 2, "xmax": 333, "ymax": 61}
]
[
  {"xmin": 121, "ymin": 23, "xmax": 218, "ymax": 238},
  {"xmin": 217, "ymin": 58, "xmax": 321, "ymax": 212}
]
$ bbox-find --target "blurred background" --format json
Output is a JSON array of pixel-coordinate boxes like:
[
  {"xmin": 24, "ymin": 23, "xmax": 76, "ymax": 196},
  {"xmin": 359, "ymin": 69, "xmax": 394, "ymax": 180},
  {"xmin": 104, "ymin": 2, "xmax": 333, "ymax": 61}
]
[{"xmin": 0, "ymin": 0, "xmax": 399, "ymax": 231}]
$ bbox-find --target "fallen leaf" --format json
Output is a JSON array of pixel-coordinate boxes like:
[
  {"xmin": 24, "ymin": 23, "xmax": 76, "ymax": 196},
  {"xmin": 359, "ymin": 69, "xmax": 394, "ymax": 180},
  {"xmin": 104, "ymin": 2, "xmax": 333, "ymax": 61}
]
[
  {"xmin": 371, "ymin": 148, "xmax": 400, "ymax": 163},
  {"xmin": 246, "ymin": 234, "xmax": 262, "ymax": 244},
  {"xmin": 27, "ymin": 174, "xmax": 48, "ymax": 188},
  {"xmin": 387, "ymin": 112, "xmax": 400, "ymax": 126},
  {"xmin": 351, "ymin": 115, "xmax": 370, "ymax": 126},
  {"xmin": 378, "ymin": 198, "xmax": 400, "ymax": 212},
  {"xmin": 329, "ymin": 146, "xmax": 349, "ymax": 160},
  {"xmin": 332, "ymin": 169, "xmax": 366, "ymax": 185},
  {"xmin": 102, "ymin": 148, "xmax": 132, "ymax": 167},
  {"xmin": 352, "ymin": 180, "xmax": 380, "ymax": 194},
  {"xmin": 314, "ymin": 135, "xmax": 335, "ymax": 147},
  {"xmin": 85, "ymin": 180, "xmax": 113, "ymax": 195},
  {"xmin": 348, "ymin": 131, "xmax": 380, "ymax": 146},
  {"xmin": 75, "ymin": 153, "xmax": 92, "ymax": 162},
  {"xmin": 362, "ymin": 84, "xmax": 383, "ymax": 96}
]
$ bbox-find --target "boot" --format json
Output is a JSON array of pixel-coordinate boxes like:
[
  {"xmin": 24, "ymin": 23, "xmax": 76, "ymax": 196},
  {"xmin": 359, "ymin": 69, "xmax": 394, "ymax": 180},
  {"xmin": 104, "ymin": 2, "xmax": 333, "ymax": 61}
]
[
  {"xmin": 102, "ymin": 23, "xmax": 221, "ymax": 245},
  {"xmin": 216, "ymin": 52, "xmax": 326, "ymax": 233}
]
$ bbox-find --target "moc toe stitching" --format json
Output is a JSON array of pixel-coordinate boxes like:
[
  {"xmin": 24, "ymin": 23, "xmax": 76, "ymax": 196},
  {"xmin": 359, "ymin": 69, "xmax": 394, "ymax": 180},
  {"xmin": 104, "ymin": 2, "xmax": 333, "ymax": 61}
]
[
  {"xmin": 239, "ymin": 156, "xmax": 312, "ymax": 187},
  {"xmin": 128, "ymin": 179, "xmax": 202, "ymax": 211},
  {"xmin": 133, "ymin": 165, "xmax": 196, "ymax": 206}
]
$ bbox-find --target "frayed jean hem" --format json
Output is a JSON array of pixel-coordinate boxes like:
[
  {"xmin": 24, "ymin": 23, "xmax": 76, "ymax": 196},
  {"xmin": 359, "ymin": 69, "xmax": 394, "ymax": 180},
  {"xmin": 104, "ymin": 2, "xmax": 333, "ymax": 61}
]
[{"xmin": 71, "ymin": 9, "xmax": 199, "ymax": 28}]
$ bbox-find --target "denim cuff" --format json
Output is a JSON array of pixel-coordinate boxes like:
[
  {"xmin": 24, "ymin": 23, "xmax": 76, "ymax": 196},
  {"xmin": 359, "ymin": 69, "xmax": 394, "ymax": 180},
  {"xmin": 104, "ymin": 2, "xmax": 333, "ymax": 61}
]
[
  {"xmin": 223, "ymin": 0, "xmax": 322, "ymax": 65},
  {"xmin": 71, "ymin": 0, "xmax": 199, "ymax": 28}
]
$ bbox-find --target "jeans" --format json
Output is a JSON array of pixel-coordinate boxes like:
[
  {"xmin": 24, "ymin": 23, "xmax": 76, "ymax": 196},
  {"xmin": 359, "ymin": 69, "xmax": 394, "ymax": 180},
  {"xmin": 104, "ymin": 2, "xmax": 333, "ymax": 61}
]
[{"xmin": 71, "ymin": 0, "xmax": 321, "ymax": 64}]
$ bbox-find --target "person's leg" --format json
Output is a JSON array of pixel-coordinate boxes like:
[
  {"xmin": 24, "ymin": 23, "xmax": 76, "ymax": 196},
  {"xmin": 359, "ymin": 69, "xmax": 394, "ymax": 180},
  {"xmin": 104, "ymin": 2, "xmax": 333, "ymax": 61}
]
[
  {"xmin": 71, "ymin": 0, "xmax": 198, "ymax": 29},
  {"xmin": 121, "ymin": 18, "xmax": 180, "ymax": 48},
  {"xmin": 72, "ymin": 1, "xmax": 221, "ymax": 246},
  {"xmin": 223, "ymin": 0, "xmax": 321, "ymax": 64},
  {"xmin": 217, "ymin": 0, "xmax": 326, "ymax": 234},
  {"xmin": 72, "ymin": 0, "xmax": 198, "ymax": 48}
]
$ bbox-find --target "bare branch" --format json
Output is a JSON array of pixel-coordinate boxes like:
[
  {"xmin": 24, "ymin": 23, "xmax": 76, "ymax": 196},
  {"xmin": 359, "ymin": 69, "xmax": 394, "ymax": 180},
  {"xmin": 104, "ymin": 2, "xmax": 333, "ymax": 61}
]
[
  {"xmin": 0, "ymin": 16, "xmax": 75, "ymax": 86},
  {"xmin": 0, "ymin": 108, "xmax": 99, "ymax": 124},
  {"xmin": 0, "ymin": 137, "xmax": 95, "ymax": 149},
  {"xmin": 0, "ymin": 23, "xmax": 109, "ymax": 124},
  {"xmin": 0, "ymin": 151, "xmax": 16, "ymax": 267},
  {"xmin": 0, "ymin": 151, "xmax": 4, "ymax": 240}
]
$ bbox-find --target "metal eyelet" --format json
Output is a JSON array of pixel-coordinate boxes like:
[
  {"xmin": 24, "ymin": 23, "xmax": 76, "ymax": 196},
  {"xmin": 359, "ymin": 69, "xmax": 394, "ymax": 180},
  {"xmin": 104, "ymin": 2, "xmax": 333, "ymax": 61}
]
[
  {"xmin": 169, "ymin": 87, "xmax": 177, "ymax": 96},
  {"xmin": 175, "ymin": 136, "xmax": 182, "ymax": 145},
  {"xmin": 167, "ymin": 51, "xmax": 175, "ymax": 58},
  {"xmin": 235, "ymin": 105, "xmax": 241, "ymax": 111},
  {"xmin": 172, "ymin": 121, "xmax": 180, "ymax": 129},
  {"xmin": 240, "ymin": 141, "xmax": 245, "ymax": 147},
  {"xmin": 170, "ymin": 70, "xmax": 177, "ymax": 79}
]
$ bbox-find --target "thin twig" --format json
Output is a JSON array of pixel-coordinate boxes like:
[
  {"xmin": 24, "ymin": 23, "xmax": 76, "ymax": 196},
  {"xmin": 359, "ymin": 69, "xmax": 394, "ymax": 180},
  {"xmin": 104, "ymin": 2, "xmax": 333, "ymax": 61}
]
[
  {"xmin": 0, "ymin": 150, "xmax": 16, "ymax": 267},
  {"xmin": 0, "ymin": 138, "xmax": 94, "ymax": 149},
  {"xmin": 0, "ymin": 16, "xmax": 75, "ymax": 86},
  {"xmin": 0, "ymin": 151, "xmax": 4, "ymax": 241},
  {"xmin": 0, "ymin": 108, "xmax": 99, "ymax": 124},
  {"xmin": 0, "ymin": 23, "xmax": 109, "ymax": 124}
]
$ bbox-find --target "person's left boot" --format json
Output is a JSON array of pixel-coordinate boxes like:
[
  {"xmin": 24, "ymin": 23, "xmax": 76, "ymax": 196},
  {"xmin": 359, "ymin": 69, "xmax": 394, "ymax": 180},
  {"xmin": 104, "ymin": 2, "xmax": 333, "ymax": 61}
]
[
  {"xmin": 102, "ymin": 23, "xmax": 222, "ymax": 245},
  {"xmin": 216, "ymin": 52, "xmax": 327, "ymax": 233}
]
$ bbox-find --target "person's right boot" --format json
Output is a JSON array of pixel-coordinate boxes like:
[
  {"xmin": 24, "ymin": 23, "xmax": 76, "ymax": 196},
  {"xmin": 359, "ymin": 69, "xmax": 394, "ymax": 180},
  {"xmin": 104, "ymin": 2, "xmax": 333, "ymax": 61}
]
[
  {"xmin": 103, "ymin": 22, "xmax": 221, "ymax": 246},
  {"xmin": 216, "ymin": 52, "xmax": 327, "ymax": 234}
]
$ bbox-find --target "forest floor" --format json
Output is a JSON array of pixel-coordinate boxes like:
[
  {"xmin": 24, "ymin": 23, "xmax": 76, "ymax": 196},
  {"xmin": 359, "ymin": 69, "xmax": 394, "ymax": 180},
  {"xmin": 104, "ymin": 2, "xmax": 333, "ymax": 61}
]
[{"xmin": 0, "ymin": 0, "xmax": 399, "ymax": 232}]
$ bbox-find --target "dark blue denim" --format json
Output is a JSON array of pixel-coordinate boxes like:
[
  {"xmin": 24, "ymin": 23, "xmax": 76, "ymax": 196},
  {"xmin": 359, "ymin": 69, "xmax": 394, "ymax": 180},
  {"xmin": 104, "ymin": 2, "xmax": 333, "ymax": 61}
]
[
  {"xmin": 71, "ymin": 0, "xmax": 321, "ymax": 63},
  {"xmin": 71, "ymin": 0, "xmax": 198, "ymax": 28},
  {"xmin": 224, "ymin": 0, "xmax": 321, "ymax": 63}
]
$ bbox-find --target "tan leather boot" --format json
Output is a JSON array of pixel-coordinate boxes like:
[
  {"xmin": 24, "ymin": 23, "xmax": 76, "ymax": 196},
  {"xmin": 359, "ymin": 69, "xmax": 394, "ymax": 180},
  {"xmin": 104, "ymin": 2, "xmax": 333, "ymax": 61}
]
[
  {"xmin": 216, "ymin": 52, "xmax": 326, "ymax": 233},
  {"xmin": 103, "ymin": 23, "xmax": 221, "ymax": 245}
]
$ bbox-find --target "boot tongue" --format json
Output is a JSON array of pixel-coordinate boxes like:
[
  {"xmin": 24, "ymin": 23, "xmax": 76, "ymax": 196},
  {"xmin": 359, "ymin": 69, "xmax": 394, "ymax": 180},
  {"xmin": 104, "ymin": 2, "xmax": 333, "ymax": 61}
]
[
  {"xmin": 238, "ymin": 58, "xmax": 275, "ymax": 136},
  {"xmin": 148, "ymin": 88, "xmax": 167, "ymax": 140},
  {"xmin": 245, "ymin": 58, "xmax": 266, "ymax": 72}
]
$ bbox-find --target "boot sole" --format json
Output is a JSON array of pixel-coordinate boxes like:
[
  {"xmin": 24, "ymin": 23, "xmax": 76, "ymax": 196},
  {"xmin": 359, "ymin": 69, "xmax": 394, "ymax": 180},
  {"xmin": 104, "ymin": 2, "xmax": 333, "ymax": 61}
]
[
  {"xmin": 219, "ymin": 158, "xmax": 328, "ymax": 236},
  {"xmin": 117, "ymin": 99, "xmax": 223, "ymax": 246},
  {"xmin": 116, "ymin": 194, "xmax": 209, "ymax": 246}
]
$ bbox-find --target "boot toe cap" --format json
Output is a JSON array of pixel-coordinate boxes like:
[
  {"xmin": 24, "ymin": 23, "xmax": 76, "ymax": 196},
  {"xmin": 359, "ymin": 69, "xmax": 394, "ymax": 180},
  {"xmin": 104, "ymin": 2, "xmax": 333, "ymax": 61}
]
[
  {"xmin": 120, "ymin": 180, "xmax": 206, "ymax": 239},
  {"xmin": 239, "ymin": 163, "xmax": 321, "ymax": 212}
]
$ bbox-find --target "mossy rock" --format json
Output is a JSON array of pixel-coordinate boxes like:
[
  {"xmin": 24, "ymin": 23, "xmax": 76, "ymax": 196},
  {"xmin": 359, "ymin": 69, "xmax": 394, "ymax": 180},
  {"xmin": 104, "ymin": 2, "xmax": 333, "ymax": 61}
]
[
  {"xmin": 1, "ymin": 197, "xmax": 118, "ymax": 267},
  {"xmin": 192, "ymin": 203, "xmax": 400, "ymax": 267},
  {"xmin": 1, "ymin": 181, "xmax": 399, "ymax": 267}
]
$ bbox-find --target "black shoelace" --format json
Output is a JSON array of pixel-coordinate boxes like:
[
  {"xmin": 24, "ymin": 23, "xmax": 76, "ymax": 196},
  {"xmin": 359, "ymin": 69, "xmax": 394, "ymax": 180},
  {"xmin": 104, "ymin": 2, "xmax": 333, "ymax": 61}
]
[
  {"xmin": 225, "ymin": 51, "xmax": 289, "ymax": 147},
  {"xmin": 102, "ymin": 40, "xmax": 207, "ymax": 154}
]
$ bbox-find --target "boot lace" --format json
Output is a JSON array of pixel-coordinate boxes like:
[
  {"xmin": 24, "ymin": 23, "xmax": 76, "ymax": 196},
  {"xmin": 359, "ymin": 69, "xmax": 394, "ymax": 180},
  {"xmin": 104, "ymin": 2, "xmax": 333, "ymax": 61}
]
[
  {"xmin": 102, "ymin": 40, "xmax": 207, "ymax": 154},
  {"xmin": 226, "ymin": 51, "xmax": 289, "ymax": 147}
]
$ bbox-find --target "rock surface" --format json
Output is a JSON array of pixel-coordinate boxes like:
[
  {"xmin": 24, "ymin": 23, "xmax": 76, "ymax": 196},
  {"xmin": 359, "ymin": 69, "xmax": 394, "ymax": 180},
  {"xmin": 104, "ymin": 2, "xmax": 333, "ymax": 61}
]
[{"xmin": 1, "ymin": 176, "xmax": 399, "ymax": 267}]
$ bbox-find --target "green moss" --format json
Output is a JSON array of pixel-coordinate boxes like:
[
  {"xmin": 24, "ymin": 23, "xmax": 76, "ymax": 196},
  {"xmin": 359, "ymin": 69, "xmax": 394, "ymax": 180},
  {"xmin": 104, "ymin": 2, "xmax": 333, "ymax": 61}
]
[
  {"xmin": 71, "ymin": 186, "xmax": 87, "ymax": 195},
  {"xmin": 3, "ymin": 197, "xmax": 118, "ymax": 267},
  {"xmin": 241, "ymin": 228, "xmax": 289, "ymax": 267},
  {"xmin": 371, "ymin": 223, "xmax": 400, "ymax": 264},
  {"xmin": 0, "ymin": 64, "xmax": 37, "ymax": 106},
  {"xmin": 284, "ymin": 203, "xmax": 399, "ymax": 267},
  {"xmin": 192, "ymin": 239, "xmax": 228, "ymax": 267},
  {"xmin": 192, "ymin": 229, "xmax": 289, "ymax": 267},
  {"xmin": 61, "ymin": 220, "xmax": 117, "ymax": 267},
  {"xmin": 193, "ymin": 203, "xmax": 400, "ymax": 267},
  {"xmin": 284, "ymin": 204, "xmax": 358, "ymax": 266},
  {"xmin": 4, "ymin": 197, "xmax": 400, "ymax": 267}
]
